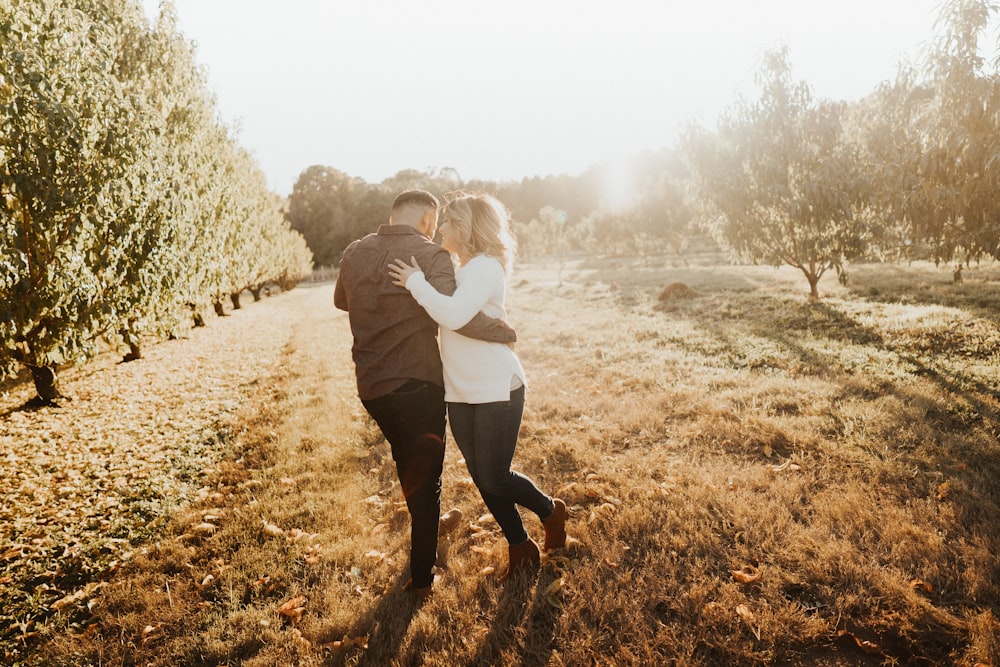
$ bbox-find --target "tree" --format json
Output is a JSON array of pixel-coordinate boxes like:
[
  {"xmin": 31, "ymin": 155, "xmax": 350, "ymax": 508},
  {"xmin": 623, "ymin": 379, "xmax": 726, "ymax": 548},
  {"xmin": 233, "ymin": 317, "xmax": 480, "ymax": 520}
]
[
  {"xmin": 286, "ymin": 165, "xmax": 367, "ymax": 267},
  {"xmin": 1, "ymin": 0, "xmax": 154, "ymax": 401},
  {"xmin": 1, "ymin": 0, "xmax": 313, "ymax": 400},
  {"xmin": 901, "ymin": 0, "xmax": 1000, "ymax": 265},
  {"xmin": 684, "ymin": 48, "xmax": 876, "ymax": 298},
  {"xmin": 619, "ymin": 150, "xmax": 695, "ymax": 261}
]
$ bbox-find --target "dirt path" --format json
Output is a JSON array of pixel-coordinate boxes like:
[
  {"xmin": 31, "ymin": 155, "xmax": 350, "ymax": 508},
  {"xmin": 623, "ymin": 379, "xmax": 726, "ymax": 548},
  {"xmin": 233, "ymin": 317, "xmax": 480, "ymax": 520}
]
[{"xmin": 0, "ymin": 283, "xmax": 348, "ymax": 657}]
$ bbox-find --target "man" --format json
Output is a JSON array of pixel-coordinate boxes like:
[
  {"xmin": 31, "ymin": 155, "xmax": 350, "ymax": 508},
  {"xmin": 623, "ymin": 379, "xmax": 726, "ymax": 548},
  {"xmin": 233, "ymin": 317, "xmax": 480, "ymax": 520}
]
[{"xmin": 334, "ymin": 189, "xmax": 515, "ymax": 600}]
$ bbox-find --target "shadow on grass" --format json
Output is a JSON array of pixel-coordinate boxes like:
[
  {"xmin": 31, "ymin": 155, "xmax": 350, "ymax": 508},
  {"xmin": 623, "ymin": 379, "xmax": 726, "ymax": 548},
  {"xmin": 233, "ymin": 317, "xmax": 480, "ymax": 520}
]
[
  {"xmin": 320, "ymin": 585, "xmax": 419, "ymax": 667},
  {"xmin": 677, "ymin": 290, "xmax": 1000, "ymax": 530},
  {"xmin": 846, "ymin": 263, "xmax": 1000, "ymax": 326},
  {"xmin": 466, "ymin": 567, "xmax": 563, "ymax": 667}
]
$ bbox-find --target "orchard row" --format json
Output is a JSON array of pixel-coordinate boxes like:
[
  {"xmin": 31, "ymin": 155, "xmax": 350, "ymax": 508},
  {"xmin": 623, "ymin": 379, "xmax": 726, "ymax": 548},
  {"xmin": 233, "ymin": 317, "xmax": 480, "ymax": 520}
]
[{"xmin": 1, "ymin": 1, "xmax": 314, "ymax": 402}]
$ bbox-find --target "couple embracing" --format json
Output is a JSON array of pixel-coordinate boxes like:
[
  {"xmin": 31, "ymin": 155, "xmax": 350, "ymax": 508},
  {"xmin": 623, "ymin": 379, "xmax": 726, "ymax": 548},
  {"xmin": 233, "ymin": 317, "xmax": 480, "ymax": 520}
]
[{"xmin": 334, "ymin": 189, "xmax": 567, "ymax": 600}]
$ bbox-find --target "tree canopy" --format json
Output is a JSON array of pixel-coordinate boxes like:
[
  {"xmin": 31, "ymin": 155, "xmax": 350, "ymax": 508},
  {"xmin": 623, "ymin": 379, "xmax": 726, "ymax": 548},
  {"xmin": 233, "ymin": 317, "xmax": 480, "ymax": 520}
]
[{"xmin": 1, "ymin": 0, "xmax": 312, "ymax": 402}]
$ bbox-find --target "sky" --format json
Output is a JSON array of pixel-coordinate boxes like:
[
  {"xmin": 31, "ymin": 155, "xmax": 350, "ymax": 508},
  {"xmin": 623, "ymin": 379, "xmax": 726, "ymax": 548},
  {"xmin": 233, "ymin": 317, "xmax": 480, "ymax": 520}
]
[{"xmin": 141, "ymin": 0, "xmax": 946, "ymax": 196}]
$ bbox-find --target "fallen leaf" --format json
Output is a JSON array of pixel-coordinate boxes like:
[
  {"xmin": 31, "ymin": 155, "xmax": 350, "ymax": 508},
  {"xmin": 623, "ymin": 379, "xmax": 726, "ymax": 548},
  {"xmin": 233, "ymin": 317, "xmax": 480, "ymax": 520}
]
[
  {"xmin": 735, "ymin": 603, "xmax": 755, "ymax": 623},
  {"xmin": 50, "ymin": 582, "xmax": 105, "ymax": 612},
  {"xmin": 190, "ymin": 522, "xmax": 218, "ymax": 536},
  {"xmin": 262, "ymin": 521, "xmax": 284, "ymax": 537},
  {"xmin": 837, "ymin": 630, "xmax": 884, "ymax": 656},
  {"xmin": 733, "ymin": 565, "xmax": 761, "ymax": 584},
  {"xmin": 736, "ymin": 603, "xmax": 762, "ymax": 640},
  {"xmin": 603, "ymin": 557, "xmax": 619, "ymax": 568},
  {"xmin": 855, "ymin": 638, "xmax": 883, "ymax": 655},
  {"xmin": 480, "ymin": 566, "xmax": 495, "ymax": 576},
  {"xmin": 321, "ymin": 635, "xmax": 369, "ymax": 650},
  {"xmin": 477, "ymin": 513, "xmax": 495, "ymax": 524},
  {"xmin": 543, "ymin": 577, "xmax": 565, "ymax": 596},
  {"xmin": 277, "ymin": 596, "xmax": 307, "ymax": 624},
  {"xmin": 936, "ymin": 481, "xmax": 951, "ymax": 501},
  {"xmin": 910, "ymin": 579, "xmax": 933, "ymax": 594},
  {"xmin": 141, "ymin": 623, "xmax": 165, "ymax": 644},
  {"xmin": 770, "ymin": 459, "xmax": 801, "ymax": 472},
  {"xmin": 2, "ymin": 546, "xmax": 27, "ymax": 561},
  {"xmin": 286, "ymin": 528, "xmax": 316, "ymax": 544}
]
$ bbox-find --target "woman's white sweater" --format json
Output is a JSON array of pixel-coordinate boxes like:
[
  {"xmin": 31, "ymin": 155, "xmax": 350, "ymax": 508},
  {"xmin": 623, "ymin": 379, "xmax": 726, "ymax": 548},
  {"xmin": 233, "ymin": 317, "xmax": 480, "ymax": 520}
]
[{"xmin": 405, "ymin": 254, "xmax": 526, "ymax": 404}]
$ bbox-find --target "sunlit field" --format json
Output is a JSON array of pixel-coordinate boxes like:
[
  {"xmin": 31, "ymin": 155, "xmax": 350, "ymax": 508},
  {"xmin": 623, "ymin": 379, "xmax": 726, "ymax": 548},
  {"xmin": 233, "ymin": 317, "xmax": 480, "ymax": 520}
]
[{"xmin": 10, "ymin": 258, "xmax": 1000, "ymax": 666}]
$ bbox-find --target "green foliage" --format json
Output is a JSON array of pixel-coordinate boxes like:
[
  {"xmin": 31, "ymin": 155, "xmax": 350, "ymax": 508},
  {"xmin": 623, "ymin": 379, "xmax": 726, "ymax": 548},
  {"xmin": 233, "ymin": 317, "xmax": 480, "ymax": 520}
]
[
  {"xmin": 1, "ymin": 0, "xmax": 149, "ymax": 378},
  {"xmin": 0, "ymin": 0, "xmax": 312, "ymax": 400},
  {"xmin": 900, "ymin": 0, "xmax": 1000, "ymax": 264},
  {"xmin": 286, "ymin": 165, "xmax": 374, "ymax": 267},
  {"xmin": 683, "ymin": 48, "xmax": 878, "ymax": 298}
]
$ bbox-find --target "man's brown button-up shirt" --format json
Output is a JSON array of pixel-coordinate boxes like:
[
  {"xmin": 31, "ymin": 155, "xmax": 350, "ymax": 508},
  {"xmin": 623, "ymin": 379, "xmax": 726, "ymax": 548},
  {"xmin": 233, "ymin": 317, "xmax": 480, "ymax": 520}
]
[{"xmin": 334, "ymin": 225, "xmax": 515, "ymax": 400}]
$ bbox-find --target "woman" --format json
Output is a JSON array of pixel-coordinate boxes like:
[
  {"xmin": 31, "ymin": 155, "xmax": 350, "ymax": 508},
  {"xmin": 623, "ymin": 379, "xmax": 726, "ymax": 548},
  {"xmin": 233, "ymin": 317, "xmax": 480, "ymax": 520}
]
[{"xmin": 388, "ymin": 192, "xmax": 566, "ymax": 577}]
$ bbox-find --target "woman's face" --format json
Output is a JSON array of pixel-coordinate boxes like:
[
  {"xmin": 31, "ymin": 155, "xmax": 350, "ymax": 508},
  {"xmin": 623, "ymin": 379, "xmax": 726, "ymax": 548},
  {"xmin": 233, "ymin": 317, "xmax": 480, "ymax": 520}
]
[{"xmin": 439, "ymin": 217, "xmax": 459, "ymax": 254}]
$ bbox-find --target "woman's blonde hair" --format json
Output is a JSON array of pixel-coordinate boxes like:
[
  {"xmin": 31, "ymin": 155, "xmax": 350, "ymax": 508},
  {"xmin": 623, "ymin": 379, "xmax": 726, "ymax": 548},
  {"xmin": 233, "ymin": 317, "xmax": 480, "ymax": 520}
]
[{"xmin": 440, "ymin": 192, "xmax": 518, "ymax": 275}]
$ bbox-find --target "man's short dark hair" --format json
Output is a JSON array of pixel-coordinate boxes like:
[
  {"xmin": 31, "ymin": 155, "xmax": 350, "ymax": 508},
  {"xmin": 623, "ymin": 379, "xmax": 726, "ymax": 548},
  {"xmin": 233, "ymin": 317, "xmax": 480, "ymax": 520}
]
[{"xmin": 392, "ymin": 189, "xmax": 439, "ymax": 212}]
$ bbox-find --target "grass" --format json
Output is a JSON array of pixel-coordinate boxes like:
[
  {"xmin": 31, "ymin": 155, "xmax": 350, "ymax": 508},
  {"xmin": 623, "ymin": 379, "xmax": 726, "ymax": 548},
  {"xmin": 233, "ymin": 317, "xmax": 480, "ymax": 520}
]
[{"xmin": 25, "ymin": 259, "xmax": 1000, "ymax": 666}]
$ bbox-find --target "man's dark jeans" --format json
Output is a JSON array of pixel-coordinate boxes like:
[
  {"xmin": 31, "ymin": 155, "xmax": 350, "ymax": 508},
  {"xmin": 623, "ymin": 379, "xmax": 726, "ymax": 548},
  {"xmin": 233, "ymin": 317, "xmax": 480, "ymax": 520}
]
[{"xmin": 361, "ymin": 380, "xmax": 446, "ymax": 589}]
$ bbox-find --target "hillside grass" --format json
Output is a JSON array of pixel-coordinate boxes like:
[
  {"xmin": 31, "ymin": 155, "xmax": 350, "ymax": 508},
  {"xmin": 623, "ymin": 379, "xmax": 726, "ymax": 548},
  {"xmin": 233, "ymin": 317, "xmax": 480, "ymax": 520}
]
[{"xmin": 25, "ymin": 259, "xmax": 1000, "ymax": 666}]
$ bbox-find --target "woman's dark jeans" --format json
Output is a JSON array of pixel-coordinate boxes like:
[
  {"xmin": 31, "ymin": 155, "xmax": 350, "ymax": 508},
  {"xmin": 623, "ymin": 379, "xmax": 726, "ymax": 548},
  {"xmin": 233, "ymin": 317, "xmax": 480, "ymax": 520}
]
[
  {"xmin": 362, "ymin": 380, "xmax": 446, "ymax": 588},
  {"xmin": 447, "ymin": 386, "xmax": 553, "ymax": 545}
]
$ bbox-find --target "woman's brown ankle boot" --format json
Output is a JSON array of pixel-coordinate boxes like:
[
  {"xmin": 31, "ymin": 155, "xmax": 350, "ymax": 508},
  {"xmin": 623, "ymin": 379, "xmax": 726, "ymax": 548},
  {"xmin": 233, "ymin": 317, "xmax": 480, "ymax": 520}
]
[
  {"xmin": 543, "ymin": 498, "xmax": 567, "ymax": 551},
  {"xmin": 504, "ymin": 538, "xmax": 540, "ymax": 580}
]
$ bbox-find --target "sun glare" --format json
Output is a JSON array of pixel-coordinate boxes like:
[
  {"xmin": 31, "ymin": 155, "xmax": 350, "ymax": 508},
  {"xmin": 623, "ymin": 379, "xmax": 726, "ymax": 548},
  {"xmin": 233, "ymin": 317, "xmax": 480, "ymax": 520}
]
[{"xmin": 600, "ymin": 158, "xmax": 637, "ymax": 213}]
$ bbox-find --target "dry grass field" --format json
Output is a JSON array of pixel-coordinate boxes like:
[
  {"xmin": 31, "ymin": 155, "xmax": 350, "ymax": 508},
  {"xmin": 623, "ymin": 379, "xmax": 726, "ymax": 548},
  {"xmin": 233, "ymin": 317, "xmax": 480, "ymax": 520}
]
[{"xmin": 6, "ymin": 258, "xmax": 999, "ymax": 666}]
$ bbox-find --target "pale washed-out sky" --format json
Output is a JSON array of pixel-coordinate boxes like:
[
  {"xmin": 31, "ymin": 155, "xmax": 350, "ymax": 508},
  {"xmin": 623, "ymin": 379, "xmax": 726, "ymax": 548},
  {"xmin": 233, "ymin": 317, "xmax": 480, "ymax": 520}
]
[{"xmin": 141, "ymin": 0, "xmax": 947, "ymax": 196}]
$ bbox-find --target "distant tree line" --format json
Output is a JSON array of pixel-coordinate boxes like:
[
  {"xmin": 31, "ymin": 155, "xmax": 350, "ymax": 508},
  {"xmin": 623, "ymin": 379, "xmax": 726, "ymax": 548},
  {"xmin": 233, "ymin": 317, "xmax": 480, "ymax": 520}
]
[
  {"xmin": 289, "ymin": 0, "xmax": 1000, "ymax": 300},
  {"xmin": 287, "ymin": 151, "xmax": 693, "ymax": 268},
  {"xmin": 1, "ymin": 0, "xmax": 314, "ymax": 404}
]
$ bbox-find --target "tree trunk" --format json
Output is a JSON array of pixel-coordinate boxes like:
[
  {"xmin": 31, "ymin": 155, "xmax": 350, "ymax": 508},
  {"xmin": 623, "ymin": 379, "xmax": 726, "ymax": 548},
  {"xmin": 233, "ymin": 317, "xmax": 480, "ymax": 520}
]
[
  {"xmin": 250, "ymin": 286, "xmax": 263, "ymax": 301},
  {"xmin": 230, "ymin": 292, "xmax": 242, "ymax": 310},
  {"xmin": 807, "ymin": 273, "xmax": 820, "ymax": 299},
  {"xmin": 192, "ymin": 311, "xmax": 206, "ymax": 327},
  {"xmin": 121, "ymin": 325, "xmax": 142, "ymax": 362},
  {"xmin": 122, "ymin": 340, "xmax": 142, "ymax": 362},
  {"xmin": 213, "ymin": 300, "xmax": 228, "ymax": 317},
  {"xmin": 30, "ymin": 365, "xmax": 66, "ymax": 405}
]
